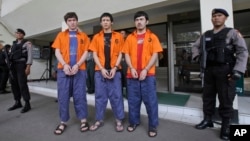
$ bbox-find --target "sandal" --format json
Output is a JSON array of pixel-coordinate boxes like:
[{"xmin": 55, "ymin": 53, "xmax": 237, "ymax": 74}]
[
  {"xmin": 80, "ymin": 122, "xmax": 89, "ymax": 132},
  {"xmin": 90, "ymin": 121, "xmax": 104, "ymax": 131},
  {"xmin": 148, "ymin": 127, "xmax": 157, "ymax": 137},
  {"xmin": 115, "ymin": 121, "xmax": 124, "ymax": 132},
  {"xmin": 127, "ymin": 124, "xmax": 139, "ymax": 132},
  {"xmin": 54, "ymin": 123, "xmax": 67, "ymax": 135}
]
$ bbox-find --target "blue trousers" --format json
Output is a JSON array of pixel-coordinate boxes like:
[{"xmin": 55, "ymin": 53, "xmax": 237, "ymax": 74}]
[
  {"xmin": 94, "ymin": 71, "xmax": 124, "ymax": 121},
  {"xmin": 127, "ymin": 76, "xmax": 159, "ymax": 128},
  {"xmin": 57, "ymin": 70, "xmax": 88, "ymax": 122}
]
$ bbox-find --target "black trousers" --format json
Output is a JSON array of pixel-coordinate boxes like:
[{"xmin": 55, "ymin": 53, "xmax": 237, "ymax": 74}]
[
  {"xmin": 10, "ymin": 62, "xmax": 30, "ymax": 102},
  {"xmin": 121, "ymin": 59, "xmax": 127, "ymax": 88},
  {"xmin": 86, "ymin": 60, "xmax": 95, "ymax": 93},
  {"xmin": 0, "ymin": 65, "xmax": 9, "ymax": 91},
  {"xmin": 203, "ymin": 64, "xmax": 236, "ymax": 119}
]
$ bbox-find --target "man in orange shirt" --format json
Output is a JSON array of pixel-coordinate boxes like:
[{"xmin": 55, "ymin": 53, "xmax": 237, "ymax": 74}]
[
  {"xmin": 52, "ymin": 12, "xmax": 90, "ymax": 135},
  {"xmin": 122, "ymin": 11, "xmax": 163, "ymax": 137},
  {"xmin": 88, "ymin": 12, "xmax": 125, "ymax": 132}
]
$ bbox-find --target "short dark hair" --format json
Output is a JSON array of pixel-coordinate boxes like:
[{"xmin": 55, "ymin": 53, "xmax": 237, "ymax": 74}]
[
  {"xmin": 100, "ymin": 12, "xmax": 113, "ymax": 22},
  {"xmin": 134, "ymin": 11, "xmax": 149, "ymax": 21},
  {"xmin": 4, "ymin": 44, "xmax": 11, "ymax": 50},
  {"xmin": 64, "ymin": 12, "xmax": 78, "ymax": 22}
]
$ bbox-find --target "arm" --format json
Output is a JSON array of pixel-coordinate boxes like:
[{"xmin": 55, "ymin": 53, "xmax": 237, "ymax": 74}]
[
  {"xmin": 125, "ymin": 53, "xmax": 138, "ymax": 78},
  {"xmin": 24, "ymin": 41, "xmax": 33, "ymax": 76},
  {"xmin": 93, "ymin": 52, "xmax": 110, "ymax": 78},
  {"xmin": 55, "ymin": 49, "xmax": 72, "ymax": 75},
  {"xmin": 192, "ymin": 37, "xmax": 201, "ymax": 61},
  {"xmin": 109, "ymin": 52, "xmax": 122, "ymax": 78},
  {"xmin": 71, "ymin": 50, "xmax": 88, "ymax": 74},
  {"xmin": 139, "ymin": 52, "xmax": 158, "ymax": 80},
  {"xmin": 231, "ymin": 29, "xmax": 249, "ymax": 73}
]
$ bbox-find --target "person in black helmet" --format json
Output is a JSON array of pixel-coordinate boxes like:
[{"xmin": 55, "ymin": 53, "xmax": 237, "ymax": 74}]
[
  {"xmin": 192, "ymin": 8, "xmax": 248, "ymax": 140},
  {"xmin": 7, "ymin": 28, "xmax": 33, "ymax": 113}
]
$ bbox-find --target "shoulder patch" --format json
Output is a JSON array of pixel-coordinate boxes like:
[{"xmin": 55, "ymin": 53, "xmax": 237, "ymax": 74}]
[{"xmin": 235, "ymin": 29, "xmax": 243, "ymax": 38}]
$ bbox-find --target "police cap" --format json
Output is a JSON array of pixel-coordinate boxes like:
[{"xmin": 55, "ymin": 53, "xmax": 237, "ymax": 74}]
[
  {"xmin": 212, "ymin": 8, "xmax": 229, "ymax": 17},
  {"xmin": 16, "ymin": 28, "xmax": 26, "ymax": 36}
]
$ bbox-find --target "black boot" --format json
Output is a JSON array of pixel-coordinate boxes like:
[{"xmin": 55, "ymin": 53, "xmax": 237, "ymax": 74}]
[
  {"xmin": 7, "ymin": 101, "xmax": 22, "ymax": 111},
  {"xmin": 20, "ymin": 101, "xmax": 31, "ymax": 113},
  {"xmin": 220, "ymin": 118, "xmax": 230, "ymax": 140},
  {"xmin": 195, "ymin": 115, "xmax": 214, "ymax": 129}
]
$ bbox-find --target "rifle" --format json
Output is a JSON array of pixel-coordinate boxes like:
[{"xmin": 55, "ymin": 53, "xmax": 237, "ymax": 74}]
[
  {"xmin": 3, "ymin": 46, "xmax": 14, "ymax": 80},
  {"xmin": 200, "ymin": 35, "xmax": 207, "ymax": 88}
]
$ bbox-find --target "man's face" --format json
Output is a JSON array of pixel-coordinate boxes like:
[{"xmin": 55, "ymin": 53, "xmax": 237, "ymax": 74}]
[
  {"xmin": 120, "ymin": 31, "xmax": 127, "ymax": 38},
  {"xmin": 15, "ymin": 32, "xmax": 24, "ymax": 40},
  {"xmin": 66, "ymin": 17, "xmax": 78, "ymax": 30},
  {"xmin": 100, "ymin": 16, "xmax": 112, "ymax": 30},
  {"xmin": 135, "ymin": 16, "xmax": 148, "ymax": 30},
  {"xmin": 211, "ymin": 13, "xmax": 227, "ymax": 27}
]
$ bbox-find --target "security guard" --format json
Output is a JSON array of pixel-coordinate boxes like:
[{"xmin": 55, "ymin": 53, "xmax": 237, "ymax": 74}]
[
  {"xmin": 7, "ymin": 28, "xmax": 33, "ymax": 113},
  {"xmin": 192, "ymin": 8, "xmax": 248, "ymax": 140}
]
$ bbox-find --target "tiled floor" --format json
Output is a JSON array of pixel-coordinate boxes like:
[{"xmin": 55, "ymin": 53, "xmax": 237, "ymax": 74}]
[{"xmin": 28, "ymin": 80, "xmax": 250, "ymax": 125}]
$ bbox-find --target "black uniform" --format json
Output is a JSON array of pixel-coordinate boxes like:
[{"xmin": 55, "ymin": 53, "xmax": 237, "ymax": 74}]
[
  {"xmin": 192, "ymin": 27, "xmax": 248, "ymax": 140},
  {"xmin": 86, "ymin": 52, "xmax": 95, "ymax": 94},
  {"xmin": 8, "ymin": 39, "xmax": 33, "ymax": 113}
]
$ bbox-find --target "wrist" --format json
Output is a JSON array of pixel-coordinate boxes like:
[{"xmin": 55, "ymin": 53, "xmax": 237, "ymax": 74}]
[{"xmin": 114, "ymin": 65, "xmax": 119, "ymax": 70}]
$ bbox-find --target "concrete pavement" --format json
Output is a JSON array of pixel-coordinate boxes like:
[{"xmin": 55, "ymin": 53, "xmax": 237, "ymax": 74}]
[{"xmin": 0, "ymin": 93, "xmax": 222, "ymax": 141}]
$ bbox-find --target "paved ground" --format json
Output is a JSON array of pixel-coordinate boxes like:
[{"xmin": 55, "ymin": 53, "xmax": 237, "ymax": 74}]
[{"xmin": 0, "ymin": 93, "xmax": 222, "ymax": 141}]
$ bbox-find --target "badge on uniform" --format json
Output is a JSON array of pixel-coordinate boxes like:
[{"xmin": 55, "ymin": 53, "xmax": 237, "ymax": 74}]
[{"xmin": 205, "ymin": 37, "xmax": 211, "ymax": 41}]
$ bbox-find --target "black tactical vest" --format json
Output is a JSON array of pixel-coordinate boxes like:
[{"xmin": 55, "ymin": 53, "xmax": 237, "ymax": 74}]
[
  {"xmin": 205, "ymin": 28, "xmax": 235, "ymax": 64},
  {"xmin": 10, "ymin": 39, "xmax": 28, "ymax": 61}
]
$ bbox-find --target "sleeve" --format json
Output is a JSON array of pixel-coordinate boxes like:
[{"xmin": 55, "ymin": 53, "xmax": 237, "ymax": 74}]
[
  {"xmin": 52, "ymin": 32, "xmax": 62, "ymax": 49},
  {"xmin": 25, "ymin": 41, "xmax": 33, "ymax": 65},
  {"xmin": 88, "ymin": 35, "xmax": 98, "ymax": 52},
  {"xmin": 231, "ymin": 29, "xmax": 249, "ymax": 73},
  {"xmin": 192, "ymin": 36, "xmax": 201, "ymax": 60},
  {"xmin": 121, "ymin": 35, "xmax": 130, "ymax": 54},
  {"xmin": 152, "ymin": 34, "xmax": 163, "ymax": 53},
  {"xmin": 84, "ymin": 34, "xmax": 90, "ymax": 51},
  {"xmin": 119, "ymin": 34, "xmax": 124, "ymax": 51}
]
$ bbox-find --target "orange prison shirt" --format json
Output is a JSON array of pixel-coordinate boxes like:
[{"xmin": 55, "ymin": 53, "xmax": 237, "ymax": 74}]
[
  {"xmin": 122, "ymin": 29, "xmax": 163, "ymax": 76},
  {"xmin": 52, "ymin": 29, "xmax": 90, "ymax": 70},
  {"xmin": 89, "ymin": 30, "xmax": 124, "ymax": 70}
]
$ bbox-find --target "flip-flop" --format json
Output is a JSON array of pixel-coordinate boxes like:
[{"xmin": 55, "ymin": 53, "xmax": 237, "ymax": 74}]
[
  {"xmin": 54, "ymin": 123, "xmax": 67, "ymax": 135},
  {"xmin": 90, "ymin": 121, "xmax": 104, "ymax": 131},
  {"xmin": 80, "ymin": 122, "xmax": 89, "ymax": 132},
  {"xmin": 127, "ymin": 124, "xmax": 139, "ymax": 132},
  {"xmin": 115, "ymin": 121, "xmax": 124, "ymax": 132},
  {"xmin": 148, "ymin": 127, "xmax": 157, "ymax": 137}
]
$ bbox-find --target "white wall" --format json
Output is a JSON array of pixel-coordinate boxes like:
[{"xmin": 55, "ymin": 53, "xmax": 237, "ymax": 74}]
[{"xmin": 0, "ymin": 23, "xmax": 15, "ymax": 45}]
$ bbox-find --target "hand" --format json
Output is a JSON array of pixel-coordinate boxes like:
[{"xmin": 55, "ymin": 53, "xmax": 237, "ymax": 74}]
[
  {"xmin": 71, "ymin": 64, "xmax": 79, "ymax": 75},
  {"xmin": 108, "ymin": 67, "xmax": 117, "ymax": 79},
  {"xmin": 63, "ymin": 64, "xmax": 72, "ymax": 75},
  {"xmin": 25, "ymin": 67, "xmax": 30, "ymax": 76},
  {"xmin": 100, "ymin": 68, "xmax": 110, "ymax": 78},
  {"xmin": 130, "ymin": 68, "xmax": 138, "ymax": 79},
  {"xmin": 139, "ymin": 69, "xmax": 147, "ymax": 81},
  {"xmin": 228, "ymin": 70, "xmax": 242, "ymax": 81}
]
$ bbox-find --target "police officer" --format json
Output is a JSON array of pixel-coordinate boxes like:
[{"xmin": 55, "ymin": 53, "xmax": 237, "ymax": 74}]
[
  {"xmin": 7, "ymin": 28, "xmax": 33, "ymax": 113},
  {"xmin": 0, "ymin": 44, "xmax": 10, "ymax": 94},
  {"xmin": 192, "ymin": 8, "xmax": 248, "ymax": 140}
]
